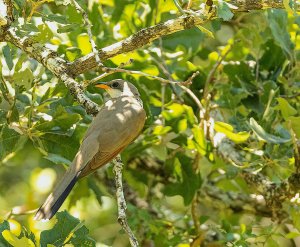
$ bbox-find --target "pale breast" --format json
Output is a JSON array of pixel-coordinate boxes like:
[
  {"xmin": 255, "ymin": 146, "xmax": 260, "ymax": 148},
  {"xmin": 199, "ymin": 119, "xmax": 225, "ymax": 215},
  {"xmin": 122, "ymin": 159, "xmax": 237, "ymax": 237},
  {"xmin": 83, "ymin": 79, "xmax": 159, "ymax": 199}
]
[{"xmin": 78, "ymin": 96, "xmax": 146, "ymax": 177}]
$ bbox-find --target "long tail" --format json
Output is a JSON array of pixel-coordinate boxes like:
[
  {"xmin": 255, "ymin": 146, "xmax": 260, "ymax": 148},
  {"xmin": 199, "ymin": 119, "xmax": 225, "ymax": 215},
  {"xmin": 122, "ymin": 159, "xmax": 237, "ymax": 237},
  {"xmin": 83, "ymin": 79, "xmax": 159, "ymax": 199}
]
[{"xmin": 34, "ymin": 169, "xmax": 81, "ymax": 220}]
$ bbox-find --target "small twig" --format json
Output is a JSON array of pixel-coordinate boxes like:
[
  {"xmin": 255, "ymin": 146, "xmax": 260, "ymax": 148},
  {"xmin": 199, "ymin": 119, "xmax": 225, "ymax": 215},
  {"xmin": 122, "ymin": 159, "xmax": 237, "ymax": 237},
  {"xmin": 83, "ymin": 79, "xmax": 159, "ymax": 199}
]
[
  {"xmin": 150, "ymin": 52, "xmax": 204, "ymax": 115},
  {"xmin": 71, "ymin": 0, "xmax": 103, "ymax": 66},
  {"xmin": 158, "ymin": 38, "xmax": 166, "ymax": 123},
  {"xmin": 87, "ymin": 59, "xmax": 134, "ymax": 85},
  {"xmin": 113, "ymin": 155, "xmax": 139, "ymax": 247},
  {"xmin": 280, "ymin": 92, "xmax": 300, "ymax": 99},
  {"xmin": 203, "ymin": 44, "xmax": 233, "ymax": 99},
  {"xmin": 180, "ymin": 84, "xmax": 205, "ymax": 114},
  {"xmin": 26, "ymin": 0, "xmax": 49, "ymax": 21},
  {"xmin": 5, "ymin": 207, "xmax": 36, "ymax": 220},
  {"xmin": 191, "ymin": 193, "xmax": 201, "ymax": 233},
  {"xmin": 68, "ymin": 1, "xmax": 297, "ymax": 76},
  {"xmin": 150, "ymin": 53, "xmax": 185, "ymax": 102},
  {"xmin": 183, "ymin": 71, "xmax": 200, "ymax": 86},
  {"xmin": 173, "ymin": 0, "xmax": 186, "ymax": 14},
  {"xmin": 89, "ymin": 66, "xmax": 186, "ymax": 86}
]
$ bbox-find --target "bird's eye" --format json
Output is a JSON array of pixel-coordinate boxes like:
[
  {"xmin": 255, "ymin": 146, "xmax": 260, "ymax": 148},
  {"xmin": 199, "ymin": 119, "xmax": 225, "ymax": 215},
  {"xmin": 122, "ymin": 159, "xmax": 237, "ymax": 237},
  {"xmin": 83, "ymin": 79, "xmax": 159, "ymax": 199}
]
[{"xmin": 112, "ymin": 82, "xmax": 119, "ymax": 88}]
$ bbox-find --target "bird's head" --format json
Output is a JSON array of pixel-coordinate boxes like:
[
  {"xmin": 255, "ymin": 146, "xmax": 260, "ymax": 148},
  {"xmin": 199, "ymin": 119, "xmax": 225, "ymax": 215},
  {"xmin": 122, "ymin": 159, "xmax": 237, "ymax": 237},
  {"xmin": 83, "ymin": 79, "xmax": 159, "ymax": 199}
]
[{"xmin": 95, "ymin": 79, "xmax": 140, "ymax": 98}]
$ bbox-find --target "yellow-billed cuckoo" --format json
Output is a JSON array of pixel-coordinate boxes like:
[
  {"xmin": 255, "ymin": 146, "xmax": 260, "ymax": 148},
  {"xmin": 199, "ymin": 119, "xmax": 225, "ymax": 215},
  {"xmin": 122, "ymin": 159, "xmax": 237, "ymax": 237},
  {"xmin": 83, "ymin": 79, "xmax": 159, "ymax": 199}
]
[{"xmin": 35, "ymin": 79, "xmax": 146, "ymax": 220}]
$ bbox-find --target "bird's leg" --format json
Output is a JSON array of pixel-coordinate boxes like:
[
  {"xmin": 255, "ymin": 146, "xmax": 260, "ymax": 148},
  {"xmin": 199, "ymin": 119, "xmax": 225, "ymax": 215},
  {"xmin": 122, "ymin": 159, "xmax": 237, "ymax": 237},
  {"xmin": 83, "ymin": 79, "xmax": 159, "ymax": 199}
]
[{"xmin": 113, "ymin": 155, "xmax": 139, "ymax": 247}]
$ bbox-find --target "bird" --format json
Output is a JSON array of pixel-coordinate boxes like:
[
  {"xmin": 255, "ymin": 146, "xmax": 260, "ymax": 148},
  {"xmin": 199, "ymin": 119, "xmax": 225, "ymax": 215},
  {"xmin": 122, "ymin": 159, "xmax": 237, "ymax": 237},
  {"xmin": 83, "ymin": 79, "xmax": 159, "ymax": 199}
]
[{"xmin": 35, "ymin": 79, "xmax": 146, "ymax": 220}]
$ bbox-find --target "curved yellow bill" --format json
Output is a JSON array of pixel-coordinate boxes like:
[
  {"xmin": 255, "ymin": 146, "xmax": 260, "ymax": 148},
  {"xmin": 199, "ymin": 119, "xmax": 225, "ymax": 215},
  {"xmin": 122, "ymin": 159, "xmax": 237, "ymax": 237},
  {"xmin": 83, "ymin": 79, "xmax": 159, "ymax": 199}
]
[{"xmin": 95, "ymin": 84, "xmax": 110, "ymax": 89}]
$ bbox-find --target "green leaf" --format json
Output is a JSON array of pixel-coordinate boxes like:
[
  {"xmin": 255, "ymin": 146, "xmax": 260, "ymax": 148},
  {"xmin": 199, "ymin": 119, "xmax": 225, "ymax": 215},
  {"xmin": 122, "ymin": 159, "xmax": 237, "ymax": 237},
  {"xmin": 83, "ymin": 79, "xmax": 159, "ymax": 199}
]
[
  {"xmin": 44, "ymin": 14, "xmax": 68, "ymax": 24},
  {"xmin": 283, "ymin": 0, "xmax": 294, "ymax": 14},
  {"xmin": 87, "ymin": 178, "xmax": 103, "ymax": 206},
  {"xmin": 276, "ymin": 98, "xmax": 297, "ymax": 120},
  {"xmin": 162, "ymin": 28, "xmax": 204, "ymax": 52},
  {"xmin": 0, "ymin": 124, "xmax": 21, "ymax": 160},
  {"xmin": 177, "ymin": 118, "xmax": 187, "ymax": 132},
  {"xmin": 15, "ymin": 53, "xmax": 28, "ymax": 72},
  {"xmin": 57, "ymin": 23, "xmax": 79, "ymax": 33},
  {"xmin": 163, "ymin": 154, "xmax": 202, "ymax": 205},
  {"xmin": 285, "ymin": 232, "xmax": 300, "ymax": 239},
  {"xmin": 22, "ymin": 23, "xmax": 39, "ymax": 32},
  {"xmin": 266, "ymin": 237, "xmax": 280, "ymax": 247},
  {"xmin": 217, "ymin": 0, "xmax": 234, "ymax": 21},
  {"xmin": 162, "ymin": 103, "xmax": 185, "ymax": 121},
  {"xmin": 214, "ymin": 122, "xmax": 250, "ymax": 144},
  {"xmin": 191, "ymin": 125, "xmax": 207, "ymax": 155},
  {"xmin": 0, "ymin": 221, "xmax": 10, "ymax": 247},
  {"xmin": 2, "ymin": 230, "xmax": 35, "ymax": 247},
  {"xmin": 249, "ymin": 118, "xmax": 291, "ymax": 144},
  {"xmin": 267, "ymin": 9, "xmax": 294, "ymax": 57},
  {"xmin": 12, "ymin": 68, "xmax": 33, "ymax": 90},
  {"xmin": 2, "ymin": 45, "xmax": 14, "ymax": 70},
  {"xmin": 40, "ymin": 211, "xmax": 95, "ymax": 247},
  {"xmin": 196, "ymin": 25, "xmax": 214, "ymax": 38},
  {"xmin": 13, "ymin": 0, "xmax": 25, "ymax": 9},
  {"xmin": 34, "ymin": 105, "xmax": 81, "ymax": 132},
  {"xmin": 183, "ymin": 105, "xmax": 195, "ymax": 124},
  {"xmin": 288, "ymin": 117, "xmax": 300, "ymax": 138},
  {"xmin": 290, "ymin": 207, "xmax": 300, "ymax": 232},
  {"xmin": 44, "ymin": 153, "xmax": 72, "ymax": 166},
  {"xmin": 153, "ymin": 125, "xmax": 172, "ymax": 135},
  {"xmin": 34, "ymin": 24, "xmax": 54, "ymax": 44}
]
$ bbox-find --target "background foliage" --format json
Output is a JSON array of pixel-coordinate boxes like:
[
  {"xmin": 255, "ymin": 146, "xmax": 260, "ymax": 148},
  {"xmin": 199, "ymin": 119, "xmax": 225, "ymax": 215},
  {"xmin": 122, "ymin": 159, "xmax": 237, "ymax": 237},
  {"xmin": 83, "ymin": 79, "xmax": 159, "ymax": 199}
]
[{"xmin": 0, "ymin": 0, "xmax": 300, "ymax": 246}]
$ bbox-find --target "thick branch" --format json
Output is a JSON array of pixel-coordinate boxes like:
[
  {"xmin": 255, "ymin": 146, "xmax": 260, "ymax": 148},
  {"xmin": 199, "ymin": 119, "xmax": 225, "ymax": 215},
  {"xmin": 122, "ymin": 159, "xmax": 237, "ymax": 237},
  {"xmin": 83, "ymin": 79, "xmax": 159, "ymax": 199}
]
[
  {"xmin": 68, "ymin": 0, "xmax": 292, "ymax": 76},
  {"xmin": 204, "ymin": 184, "xmax": 272, "ymax": 217},
  {"xmin": 3, "ymin": 28, "xmax": 100, "ymax": 115},
  {"xmin": 68, "ymin": 15, "xmax": 207, "ymax": 76},
  {"xmin": 242, "ymin": 172, "xmax": 300, "ymax": 219},
  {"xmin": 231, "ymin": 0, "xmax": 287, "ymax": 11}
]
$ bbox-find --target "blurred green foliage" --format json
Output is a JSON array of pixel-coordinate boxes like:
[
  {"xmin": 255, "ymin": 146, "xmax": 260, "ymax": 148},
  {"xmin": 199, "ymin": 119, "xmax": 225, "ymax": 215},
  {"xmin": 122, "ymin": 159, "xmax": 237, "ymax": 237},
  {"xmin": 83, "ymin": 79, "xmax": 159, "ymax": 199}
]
[{"xmin": 0, "ymin": 0, "xmax": 300, "ymax": 246}]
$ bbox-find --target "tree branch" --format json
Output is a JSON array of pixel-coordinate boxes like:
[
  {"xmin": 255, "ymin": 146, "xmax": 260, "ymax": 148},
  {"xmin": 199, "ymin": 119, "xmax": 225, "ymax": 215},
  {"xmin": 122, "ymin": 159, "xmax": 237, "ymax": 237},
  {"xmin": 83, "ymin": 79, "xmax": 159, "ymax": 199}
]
[
  {"xmin": 71, "ymin": 0, "xmax": 103, "ymax": 66},
  {"xmin": 68, "ymin": 0, "xmax": 293, "ymax": 76},
  {"xmin": 203, "ymin": 183, "xmax": 272, "ymax": 218},
  {"xmin": 113, "ymin": 155, "xmax": 139, "ymax": 247},
  {"xmin": 2, "ymin": 28, "xmax": 100, "ymax": 115},
  {"xmin": 68, "ymin": 14, "xmax": 208, "ymax": 76}
]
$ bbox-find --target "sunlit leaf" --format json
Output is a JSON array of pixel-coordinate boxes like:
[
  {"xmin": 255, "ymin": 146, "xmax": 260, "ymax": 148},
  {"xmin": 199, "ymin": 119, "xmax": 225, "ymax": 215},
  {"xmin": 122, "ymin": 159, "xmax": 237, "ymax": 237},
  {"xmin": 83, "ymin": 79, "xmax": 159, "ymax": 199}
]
[
  {"xmin": 162, "ymin": 103, "xmax": 185, "ymax": 120},
  {"xmin": 276, "ymin": 98, "xmax": 297, "ymax": 120},
  {"xmin": 0, "ymin": 220, "xmax": 10, "ymax": 246},
  {"xmin": 192, "ymin": 125, "xmax": 207, "ymax": 155},
  {"xmin": 153, "ymin": 125, "xmax": 172, "ymax": 135},
  {"xmin": 283, "ymin": 0, "xmax": 294, "ymax": 13},
  {"xmin": 35, "ymin": 24, "xmax": 54, "ymax": 44},
  {"xmin": 2, "ymin": 230, "xmax": 35, "ymax": 247},
  {"xmin": 77, "ymin": 34, "xmax": 92, "ymax": 55},
  {"xmin": 12, "ymin": 68, "xmax": 33, "ymax": 90},
  {"xmin": 285, "ymin": 232, "xmax": 300, "ymax": 239},
  {"xmin": 214, "ymin": 121, "xmax": 250, "ymax": 143},
  {"xmin": 288, "ymin": 116, "xmax": 300, "ymax": 138},
  {"xmin": 196, "ymin": 25, "xmax": 214, "ymax": 38}
]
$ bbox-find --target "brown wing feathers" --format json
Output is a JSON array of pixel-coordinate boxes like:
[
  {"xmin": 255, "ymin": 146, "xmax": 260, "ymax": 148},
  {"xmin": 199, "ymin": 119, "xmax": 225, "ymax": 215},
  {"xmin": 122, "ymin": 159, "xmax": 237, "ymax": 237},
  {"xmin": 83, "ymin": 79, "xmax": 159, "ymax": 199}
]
[{"xmin": 35, "ymin": 93, "xmax": 145, "ymax": 220}]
